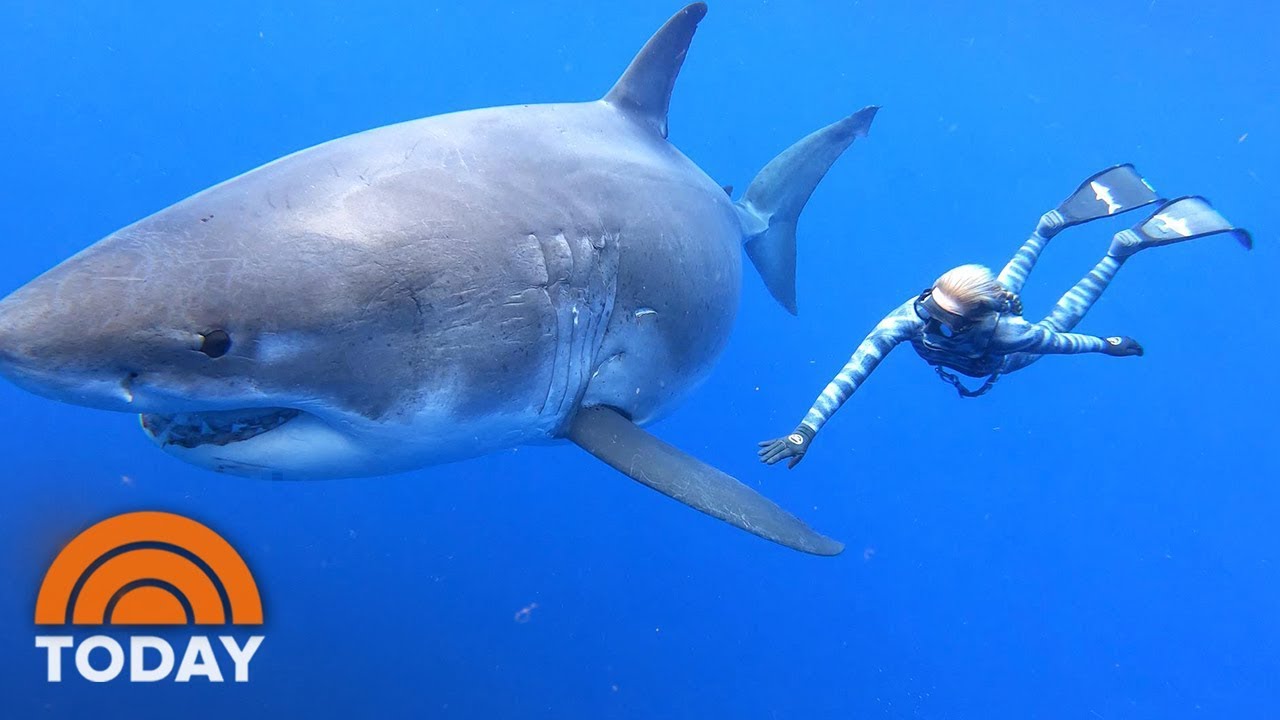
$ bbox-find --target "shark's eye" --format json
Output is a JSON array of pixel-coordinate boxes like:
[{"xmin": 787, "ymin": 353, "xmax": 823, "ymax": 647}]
[{"xmin": 199, "ymin": 329, "xmax": 232, "ymax": 358}]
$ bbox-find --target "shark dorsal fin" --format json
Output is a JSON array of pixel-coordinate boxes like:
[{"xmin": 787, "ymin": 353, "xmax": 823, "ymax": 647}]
[{"xmin": 603, "ymin": 3, "xmax": 707, "ymax": 138}]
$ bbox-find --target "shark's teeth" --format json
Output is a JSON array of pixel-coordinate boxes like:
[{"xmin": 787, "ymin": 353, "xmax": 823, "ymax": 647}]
[{"xmin": 140, "ymin": 408, "xmax": 300, "ymax": 448}]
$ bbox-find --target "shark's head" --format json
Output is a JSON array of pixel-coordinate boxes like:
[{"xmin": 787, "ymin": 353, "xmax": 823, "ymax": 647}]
[{"xmin": 0, "ymin": 207, "xmax": 431, "ymax": 480}]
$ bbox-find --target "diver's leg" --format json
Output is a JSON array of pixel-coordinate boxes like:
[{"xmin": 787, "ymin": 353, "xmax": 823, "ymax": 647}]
[
  {"xmin": 1038, "ymin": 197, "xmax": 1249, "ymax": 333},
  {"xmin": 996, "ymin": 224, "xmax": 1054, "ymax": 295},
  {"xmin": 1040, "ymin": 255, "xmax": 1126, "ymax": 333},
  {"xmin": 1000, "ymin": 165, "xmax": 1161, "ymax": 294}
]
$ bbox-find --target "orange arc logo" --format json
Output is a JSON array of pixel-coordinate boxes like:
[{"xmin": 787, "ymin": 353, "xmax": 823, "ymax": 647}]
[{"xmin": 35, "ymin": 511, "xmax": 263, "ymax": 626}]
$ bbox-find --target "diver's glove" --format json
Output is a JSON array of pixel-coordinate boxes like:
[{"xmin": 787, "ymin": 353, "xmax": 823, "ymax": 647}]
[
  {"xmin": 757, "ymin": 424, "xmax": 815, "ymax": 469},
  {"xmin": 1102, "ymin": 336, "xmax": 1144, "ymax": 357}
]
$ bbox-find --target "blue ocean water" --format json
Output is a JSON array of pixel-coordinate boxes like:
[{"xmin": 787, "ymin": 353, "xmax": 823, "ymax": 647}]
[{"xmin": 0, "ymin": 0, "xmax": 1275, "ymax": 717}]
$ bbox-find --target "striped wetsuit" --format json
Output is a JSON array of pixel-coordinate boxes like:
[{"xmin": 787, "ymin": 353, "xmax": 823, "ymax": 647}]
[{"xmin": 799, "ymin": 222, "xmax": 1126, "ymax": 435}]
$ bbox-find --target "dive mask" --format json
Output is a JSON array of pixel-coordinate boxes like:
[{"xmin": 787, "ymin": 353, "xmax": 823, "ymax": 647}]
[{"xmin": 918, "ymin": 289, "xmax": 975, "ymax": 337}]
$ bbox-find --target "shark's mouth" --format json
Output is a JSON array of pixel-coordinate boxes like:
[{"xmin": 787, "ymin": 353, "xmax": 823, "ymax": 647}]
[{"xmin": 140, "ymin": 407, "xmax": 301, "ymax": 448}]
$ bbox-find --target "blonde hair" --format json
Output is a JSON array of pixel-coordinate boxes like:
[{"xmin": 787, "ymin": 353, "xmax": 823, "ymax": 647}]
[{"xmin": 933, "ymin": 264, "xmax": 1009, "ymax": 316}]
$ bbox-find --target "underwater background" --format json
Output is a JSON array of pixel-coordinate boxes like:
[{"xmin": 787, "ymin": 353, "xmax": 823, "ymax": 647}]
[{"xmin": 0, "ymin": 0, "xmax": 1275, "ymax": 717}]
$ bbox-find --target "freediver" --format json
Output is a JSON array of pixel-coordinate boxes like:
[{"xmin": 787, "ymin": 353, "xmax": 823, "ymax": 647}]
[{"xmin": 758, "ymin": 165, "xmax": 1251, "ymax": 468}]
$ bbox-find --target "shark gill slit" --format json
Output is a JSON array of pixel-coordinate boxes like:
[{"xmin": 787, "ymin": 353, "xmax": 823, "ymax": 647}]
[{"xmin": 533, "ymin": 231, "xmax": 571, "ymax": 418}]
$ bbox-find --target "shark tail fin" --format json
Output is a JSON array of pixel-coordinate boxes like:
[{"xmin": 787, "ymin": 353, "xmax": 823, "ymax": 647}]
[
  {"xmin": 736, "ymin": 106, "xmax": 879, "ymax": 314},
  {"xmin": 603, "ymin": 3, "xmax": 707, "ymax": 138}
]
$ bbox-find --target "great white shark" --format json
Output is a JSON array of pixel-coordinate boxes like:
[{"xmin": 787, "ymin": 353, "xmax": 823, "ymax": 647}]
[{"xmin": 0, "ymin": 4, "xmax": 875, "ymax": 555}]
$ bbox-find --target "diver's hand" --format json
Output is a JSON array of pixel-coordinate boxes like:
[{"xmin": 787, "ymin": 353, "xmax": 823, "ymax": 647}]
[
  {"xmin": 1103, "ymin": 336, "xmax": 1144, "ymax": 357},
  {"xmin": 757, "ymin": 425, "xmax": 815, "ymax": 469}
]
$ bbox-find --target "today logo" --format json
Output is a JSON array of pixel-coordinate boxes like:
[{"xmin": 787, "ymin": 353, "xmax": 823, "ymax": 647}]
[{"xmin": 34, "ymin": 511, "xmax": 265, "ymax": 683}]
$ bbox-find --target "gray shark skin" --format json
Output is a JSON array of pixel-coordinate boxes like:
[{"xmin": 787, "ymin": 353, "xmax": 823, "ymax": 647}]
[{"xmin": 0, "ymin": 4, "xmax": 875, "ymax": 555}]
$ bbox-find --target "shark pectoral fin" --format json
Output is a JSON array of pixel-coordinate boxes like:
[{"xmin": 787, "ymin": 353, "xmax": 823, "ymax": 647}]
[
  {"xmin": 567, "ymin": 406, "xmax": 844, "ymax": 556},
  {"xmin": 738, "ymin": 105, "xmax": 879, "ymax": 315},
  {"xmin": 603, "ymin": 3, "xmax": 707, "ymax": 138}
]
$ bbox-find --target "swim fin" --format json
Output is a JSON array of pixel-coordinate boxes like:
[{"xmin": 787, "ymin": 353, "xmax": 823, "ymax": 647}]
[
  {"xmin": 567, "ymin": 405, "xmax": 844, "ymax": 556},
  {"xmin": 1109, "ymin": 196, "xmax": 1252, "ymax": 257},
  {"xmin": 1043, "ymin": 164, "xmax": 1160, "ymax": 235}
]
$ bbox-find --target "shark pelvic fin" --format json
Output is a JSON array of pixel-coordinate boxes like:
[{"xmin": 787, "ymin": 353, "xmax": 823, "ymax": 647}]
[{"xmin": 567, "ymin": 405, "xmax": 844, "ymax": 556}]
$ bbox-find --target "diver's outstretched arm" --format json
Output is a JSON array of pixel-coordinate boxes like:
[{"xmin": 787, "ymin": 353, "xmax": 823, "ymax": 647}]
[
  {"xmin": 997, "ymin": 165, "xmax": 1159, "ymax": 294},
  {"xmin": 994, "ymin": 316, "xmax": 1143, "ymax": 357},
  {"xmin": 798, "ymin": 300, "xmax": 924, "ymax": 430},
  {"xmin": 758, "ymin": 298, "xmax": 924, "ymax": 468}
]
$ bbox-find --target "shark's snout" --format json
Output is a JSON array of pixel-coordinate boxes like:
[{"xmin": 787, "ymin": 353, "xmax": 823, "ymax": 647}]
[
  {"xmin": 0, "ymin": 286, "xmax": 46, "ymax": 368},
  {"xmin": 0, "ymin": 287, "xmax": 142, "ymax": 411},
  {"xmin": 0, "ymin": 300, "xmax": 29, "ymax": 375},
  {"xmin": 0, "ymin": 262, "xmax": 401, "ymax": 480},
  {"xmin": 0, "ymin": 288, "xmax": 73, "ymax": 389}
]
